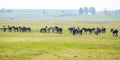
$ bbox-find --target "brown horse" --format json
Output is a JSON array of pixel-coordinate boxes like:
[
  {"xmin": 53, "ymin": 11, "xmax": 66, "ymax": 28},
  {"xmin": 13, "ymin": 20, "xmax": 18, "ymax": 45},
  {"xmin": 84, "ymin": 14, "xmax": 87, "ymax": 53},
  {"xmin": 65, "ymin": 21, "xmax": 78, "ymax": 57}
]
[{"xmin": 40, "ymin": 26, "xmax": 47, "ymax": 33}]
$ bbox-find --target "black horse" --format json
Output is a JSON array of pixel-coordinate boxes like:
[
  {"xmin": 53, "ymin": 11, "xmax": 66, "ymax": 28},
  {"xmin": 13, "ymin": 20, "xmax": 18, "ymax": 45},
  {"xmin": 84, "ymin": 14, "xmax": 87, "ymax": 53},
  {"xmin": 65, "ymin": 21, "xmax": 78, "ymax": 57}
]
[
  {"xmin": 72, "ymin": 29, "xmax": 78, "ymax": 35},
  {"xmin": 7, "ymin": 25, "xmax": 13, "ymax": 32},
  {"xmin": 2, "ymin": 25, "xmax": 7, "ymax": 32},
  {"xmin": 100, "ymin": 26, "xmax": 106, "ymax": 33},
  {"xmin": 82, "ymin": 28, "xmax": 94, "ymax": 34},
  {"xmin": 12, "ymin": 26, "xmax": 19, "ymax": 32},
  {"xmin": 55, "ymin": 26, "xmax": 63, "ymax": 34},
  {"xmin": 111, "ymin": 29, "xmax": 118, "ymax": 36}
]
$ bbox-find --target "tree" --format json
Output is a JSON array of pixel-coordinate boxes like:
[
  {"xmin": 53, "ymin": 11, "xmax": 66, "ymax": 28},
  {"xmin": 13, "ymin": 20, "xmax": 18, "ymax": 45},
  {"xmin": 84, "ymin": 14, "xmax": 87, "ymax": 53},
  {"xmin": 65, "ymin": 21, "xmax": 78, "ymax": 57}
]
[
  {"xmin": 89, "ymin": 7, "xmax": 96, "ymax": 15},
  {"xmin": 78, "ymin": 8, "xmax": 83, "ymax": 15},
  {"xmin": 104, "ymin": 8, "xmax": 108, "ymax": 15},
  {"xmin": 83, "ymin": 7, "xmax": 88, "ymax": 15},
  {"xmin": 42, "ymin": 10, "xmax": 46, "ymax": 14}
]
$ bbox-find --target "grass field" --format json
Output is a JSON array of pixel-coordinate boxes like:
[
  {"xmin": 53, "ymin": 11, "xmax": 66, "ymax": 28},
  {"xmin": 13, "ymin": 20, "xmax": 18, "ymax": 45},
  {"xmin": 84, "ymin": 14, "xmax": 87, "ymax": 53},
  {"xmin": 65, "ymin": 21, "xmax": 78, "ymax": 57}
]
[{"xmin": 0, "ymin": 19, "xmax": 120, "ymax": 60}]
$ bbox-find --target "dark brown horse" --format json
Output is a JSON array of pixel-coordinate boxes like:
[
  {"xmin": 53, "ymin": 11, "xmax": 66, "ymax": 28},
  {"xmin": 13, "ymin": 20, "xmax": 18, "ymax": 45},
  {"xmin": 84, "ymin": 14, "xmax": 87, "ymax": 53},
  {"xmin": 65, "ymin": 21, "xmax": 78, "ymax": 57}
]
[
  {"xmin": 19, "ymin": 26, "xmax": 31, "ymax": 32},
  {"xmin": 40, "ymin": 26, "xmax": 47, "ymax": 33}
]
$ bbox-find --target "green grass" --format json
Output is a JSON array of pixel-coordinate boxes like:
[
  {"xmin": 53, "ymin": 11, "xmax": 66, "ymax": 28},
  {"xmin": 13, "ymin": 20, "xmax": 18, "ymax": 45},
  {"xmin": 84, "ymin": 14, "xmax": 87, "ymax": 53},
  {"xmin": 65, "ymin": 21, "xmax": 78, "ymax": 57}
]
[
  {"xmin": 0, "ymin": 19, "xmax": 120, "ymax": 60},
  {"xmin": 53, "ymin": 14, "xmax": 120, "ymax": 21}
]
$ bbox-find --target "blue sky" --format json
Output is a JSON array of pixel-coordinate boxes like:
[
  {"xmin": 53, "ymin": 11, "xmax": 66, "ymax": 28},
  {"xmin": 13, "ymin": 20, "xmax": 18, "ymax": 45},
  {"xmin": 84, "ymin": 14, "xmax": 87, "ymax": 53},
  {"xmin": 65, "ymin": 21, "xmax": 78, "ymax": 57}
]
[{"xmin": 0, "ymin": 0, "xmax": 120, "ymax": 11}]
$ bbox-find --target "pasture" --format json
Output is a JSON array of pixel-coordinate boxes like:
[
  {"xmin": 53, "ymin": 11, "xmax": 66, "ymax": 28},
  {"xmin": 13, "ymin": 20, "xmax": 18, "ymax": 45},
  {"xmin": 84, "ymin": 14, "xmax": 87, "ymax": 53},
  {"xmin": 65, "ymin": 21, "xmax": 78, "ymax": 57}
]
[{"xmin": 0, "ymin": 19, "xmax": 120, "ymax": 60}]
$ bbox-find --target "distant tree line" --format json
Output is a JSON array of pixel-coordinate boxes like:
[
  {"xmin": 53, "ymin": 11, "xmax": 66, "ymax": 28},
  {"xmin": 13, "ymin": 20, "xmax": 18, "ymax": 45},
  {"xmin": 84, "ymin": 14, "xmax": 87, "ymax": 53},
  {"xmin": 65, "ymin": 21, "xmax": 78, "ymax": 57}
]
[
  {"xmin": 0, "ymin": 8, "xmax": 120, "ymax": 15},
  {"xmin": 0, "ymin": 8, "xmax": 12, "ymax": 13},
  {"xmin": 104, "ymin": 9, "xmax": 120, "ymax": 15},
  {"xmin": 78, "ymin": 7, "xmax": 96, "ymax": 15}
]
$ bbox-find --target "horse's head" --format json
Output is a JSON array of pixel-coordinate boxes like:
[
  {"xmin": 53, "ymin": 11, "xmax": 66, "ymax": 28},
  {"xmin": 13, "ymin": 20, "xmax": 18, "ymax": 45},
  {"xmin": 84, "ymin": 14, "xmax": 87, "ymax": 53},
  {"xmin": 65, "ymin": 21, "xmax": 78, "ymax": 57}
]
[
  {"xmin": 3, "ymin": 25, "xmax": 5, "ymax": 27},
  {"xmin": 111, "ymin": 29, "xmax": 114, "ymax": 32},
  {"xmin": 8, "ymin": 25, "xmax": 10, "ymax": 27},
  {"xmin": 18, "ymin": 26, "xmax": 21, "ymax": 28}
]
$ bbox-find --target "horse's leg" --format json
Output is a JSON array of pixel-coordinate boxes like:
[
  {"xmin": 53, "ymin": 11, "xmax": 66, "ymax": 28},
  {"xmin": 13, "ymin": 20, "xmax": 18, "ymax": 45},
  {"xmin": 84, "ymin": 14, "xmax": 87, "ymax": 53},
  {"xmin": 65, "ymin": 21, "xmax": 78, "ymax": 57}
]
[
  {"xmin": 45, "ymin": 29, "xmax": 46, "ymax": 32},
  {"xmin": 10, "ymin": 28, "xmax": 12, "ymax": 32},
  {"xmin": 113, "ymin": 33, "xmax": 115, "ymax": 36},
  {"xmin": 79, "ymin": 31, "xmax": 82, "ymax": 35},
  {"xmin": 52, "ymin": 29, "xmax": 54, "ymax": 32},
  {"xmin": 11, "ymin": 28, "xmax": 12, "ymax": 32},
  {"xmin": 17, "ymin": 28, "xmax": 18, "ymax": 32},
  {"xmin": 30, "ymin": 28, "xmax": 31, "ymax": 32},
  {"xmin": 116, "ymin": 33, "xmax": 118, "ymax": 37},
  {"xmin": 15, "ymin": 28, "xmax": 17, "ymax": 32},
  {"xmin": 20, "ymin": 29, "xmax": 22, "ymax": 32},
  {"xmin": 47, "ymin": 29, "xmax": 49, "ymax": 32},
  {"xmin": 14, "ymin": 28, "xmax": 16, "ymax": 32},
  {"xmin": 9, "ymin": 28, "xmax": 11, "ymax": 32},
  {"xmin": 40, "ymin": 29, "xmax": 42, "ymax": 32},
  {"xmin": 60, "ymin": 30, "xmax": 62, "ymax": 34},
  {"xmin": 22, "ymin": 28, "xmax": 24, "ymax": 32},
  {"xmin": 48, "ymin": 28, "xmax": 50, "ymax": 33},
  {"xmin": 8, "ymin": 28, "xmax": 10, "ymax": 32},
  {"xmin": 4, "ymin": 28, "xmax": 6, "ymax": 32}
]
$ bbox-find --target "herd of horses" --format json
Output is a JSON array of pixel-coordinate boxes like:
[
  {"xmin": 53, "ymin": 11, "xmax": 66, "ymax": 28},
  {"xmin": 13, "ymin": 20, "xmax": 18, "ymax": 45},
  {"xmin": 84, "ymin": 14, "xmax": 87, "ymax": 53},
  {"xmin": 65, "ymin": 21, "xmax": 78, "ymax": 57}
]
[
  {"xmin": 40, "ymin": 26, "xmax": 63, "ymax": 34},
  {"xmin": 1, "ymin": 25, "xmax": 31, "ymax": 32},
  {"xmin": 68, "ymin": 27, "xmax": 106, "ymax": 35},
  {"xmin": 0, "ymin": 25, "xmax": 119, "ymax": 37},
  {"xmin": 68, "ymin": 27, "xmax": 118, "ymax": 36}
]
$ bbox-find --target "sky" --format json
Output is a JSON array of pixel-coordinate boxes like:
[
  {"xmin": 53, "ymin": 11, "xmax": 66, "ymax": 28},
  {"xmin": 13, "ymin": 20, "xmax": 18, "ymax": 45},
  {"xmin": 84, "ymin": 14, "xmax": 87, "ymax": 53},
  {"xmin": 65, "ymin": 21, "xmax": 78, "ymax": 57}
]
[{"xmin": 0, "ymin": 0, "xmax": 120, "ymax": 11}]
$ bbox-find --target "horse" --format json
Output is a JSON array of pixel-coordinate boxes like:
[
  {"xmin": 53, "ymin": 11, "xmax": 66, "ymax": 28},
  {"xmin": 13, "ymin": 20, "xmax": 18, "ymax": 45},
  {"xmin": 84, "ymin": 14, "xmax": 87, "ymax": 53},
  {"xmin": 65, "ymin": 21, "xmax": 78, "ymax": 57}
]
[
  {"xmin": 72, "ymin": 29, "xmax": 78, "ymax": 35},
  {"xmin": 94, "ymin": 29, "xmax": 99, "ymax": 35},
  {"xmin": 25, "ymin": 27, "xmax": 31, "ymax": 32},
  {"xmin": 7, "ymin": 25, "xmax": 13, "ymax": 32},
  {"xmin": 82, "ymin": 28, "xmax": 94, "ymax": 34},
  {"xmin": 101, "ymin": 27, "xmax": 106, "ymax": 33},
  {"xmin": 68, "ymin": 27, "xmax": 83, "ymax": 35},
  {"xmin": 18, "ymin": 26, "xmax": 23, "ymax": 32},
  {"xmin": 47, "ymin": 27, "xmax": 51, "ymax": 33},
  {"xmin": 54, "ymin": 26, "xmax": 63, "ymax": 34},
  {"xmin": 94, "ymin": 28, "xmax": 101, "ymax": 35},
  {"xmin": 12, "ymin": 26, "xmax": 19, "ymax": 32},
  {"xmin": 46, "ymin": 27, "xmax": 56, "ymax": 33},
  {"xmin": 2, "ymin": 25, "xmax": 7, "ymax": 32},
  {"xmin": 3, "ymin": 28, "xmax": 7, "ymax": 32},
  {"xmin": 111, "ymin": 29, "xmax": 118, "ymax": 36},
  {"xmin": 68, "ymin": 27, "xmax": 75, "ymax": 33},
  {"xmin": 19, "ymin": 26, "xmax": 25, "ymax": 32},
  {"xmin": 40, "ymin": 26, "xmax": 47, "ymax": 33},
  {"xmin": 19, "ymin": 26, "xmax": 31, "ymax": 32},
  {"xmin": 78, "ymin": 29, "xmax": 83, "ymax": 35}
]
